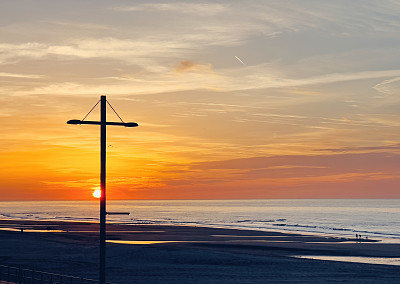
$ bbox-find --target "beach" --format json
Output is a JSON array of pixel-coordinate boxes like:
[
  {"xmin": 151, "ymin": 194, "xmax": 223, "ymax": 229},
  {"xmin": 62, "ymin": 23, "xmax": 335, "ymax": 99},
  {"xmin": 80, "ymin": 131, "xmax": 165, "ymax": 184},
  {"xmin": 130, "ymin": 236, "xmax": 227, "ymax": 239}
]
[{"xmin": 0, "ymin": 220, "xmax": 399, "ymax": 283}]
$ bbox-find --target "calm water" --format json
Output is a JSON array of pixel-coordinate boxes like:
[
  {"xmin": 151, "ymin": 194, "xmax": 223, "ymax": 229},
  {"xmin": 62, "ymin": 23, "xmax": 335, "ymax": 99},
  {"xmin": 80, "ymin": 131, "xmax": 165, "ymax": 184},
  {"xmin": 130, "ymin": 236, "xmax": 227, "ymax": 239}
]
[{"xmin": 0, "ymin": 199, "xmax": 399, "ymax": 241}]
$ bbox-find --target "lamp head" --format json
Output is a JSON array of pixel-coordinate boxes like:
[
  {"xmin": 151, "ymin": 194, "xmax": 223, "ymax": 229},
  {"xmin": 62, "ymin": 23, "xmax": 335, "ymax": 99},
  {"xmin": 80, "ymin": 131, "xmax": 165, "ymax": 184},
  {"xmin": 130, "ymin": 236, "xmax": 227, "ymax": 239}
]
[
  {"xmin": 124, "ymin": 122, "xmax": 139, "ymax": 127},
  {"xmin": 67, "ymin": 119, "xmax": 82, "ymax": 125}
]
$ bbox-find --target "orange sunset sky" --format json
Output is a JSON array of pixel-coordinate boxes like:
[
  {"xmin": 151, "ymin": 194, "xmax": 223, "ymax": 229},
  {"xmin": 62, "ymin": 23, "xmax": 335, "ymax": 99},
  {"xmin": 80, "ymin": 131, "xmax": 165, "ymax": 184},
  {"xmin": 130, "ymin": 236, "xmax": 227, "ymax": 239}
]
[{"xmin": 1, "ymin": 1, "xmax": 400, "ymax": 200}]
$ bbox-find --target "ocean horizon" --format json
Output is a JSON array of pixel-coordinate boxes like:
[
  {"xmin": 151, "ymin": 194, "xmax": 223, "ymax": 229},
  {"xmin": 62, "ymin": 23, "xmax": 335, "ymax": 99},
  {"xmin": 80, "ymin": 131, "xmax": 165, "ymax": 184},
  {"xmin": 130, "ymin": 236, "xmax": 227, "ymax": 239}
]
[{"xmin": 1, "ymin": 199, "xmax": 399, "ymax": 242}]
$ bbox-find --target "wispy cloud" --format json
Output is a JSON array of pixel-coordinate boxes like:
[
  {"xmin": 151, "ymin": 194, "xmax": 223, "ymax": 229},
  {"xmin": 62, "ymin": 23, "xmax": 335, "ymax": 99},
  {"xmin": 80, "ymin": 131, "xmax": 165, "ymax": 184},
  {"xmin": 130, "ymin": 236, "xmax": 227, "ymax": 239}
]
[
  {"xmin": 223, "ymin": 67, "xmax": 400, "ymax": 91},
  {"xmin": 113, "ymin": 3, "xmax": 226, "ymax": 15},
  {"xmin": 0, "ymin": 72, "xmax": 44, "ymax": 79},
  {"xmin": 173, "ymin": 61, "xmax": 214, "ymax": 74},
  {"xmin": 190, "ymin": 152, "xmax": 400, "ymax": 176},
  {"xmin": 315, "ymin": 144, "xmax": 400, "ymax": 153},
  {"xmin": 9, "ymin": 63, "xmax": 400, "ymax": 99},
  {"xmin": 373, "ymin": 77, "xmax": 400, "ymax": 95},
  {"xmin": 0, "ymin": 39, "xmax": 187, "ymax": 66}
]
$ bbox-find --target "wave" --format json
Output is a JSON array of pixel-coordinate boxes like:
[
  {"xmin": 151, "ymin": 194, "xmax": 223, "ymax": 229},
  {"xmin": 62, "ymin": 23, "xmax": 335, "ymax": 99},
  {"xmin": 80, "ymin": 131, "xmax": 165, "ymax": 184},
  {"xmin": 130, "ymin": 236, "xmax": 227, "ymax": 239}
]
[{"xmin": 236, "ymin": 219, "xmax": 286, "ymax": 223}]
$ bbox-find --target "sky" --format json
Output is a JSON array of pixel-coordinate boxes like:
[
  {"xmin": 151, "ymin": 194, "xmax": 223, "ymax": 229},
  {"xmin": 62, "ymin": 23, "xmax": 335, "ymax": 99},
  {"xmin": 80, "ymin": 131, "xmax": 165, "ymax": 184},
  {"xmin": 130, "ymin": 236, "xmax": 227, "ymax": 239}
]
[{"xmin": 1, "ymin": 0, "xmax": 400, "ymax": 200}]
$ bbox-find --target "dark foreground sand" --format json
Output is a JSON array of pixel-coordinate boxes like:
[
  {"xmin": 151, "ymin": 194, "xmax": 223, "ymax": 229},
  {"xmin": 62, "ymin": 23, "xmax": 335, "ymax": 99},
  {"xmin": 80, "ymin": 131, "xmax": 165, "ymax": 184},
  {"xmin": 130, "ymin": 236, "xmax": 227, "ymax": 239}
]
[{"xmin": 0, "ymin": 220, "xmax": 399, "ymax": 283}]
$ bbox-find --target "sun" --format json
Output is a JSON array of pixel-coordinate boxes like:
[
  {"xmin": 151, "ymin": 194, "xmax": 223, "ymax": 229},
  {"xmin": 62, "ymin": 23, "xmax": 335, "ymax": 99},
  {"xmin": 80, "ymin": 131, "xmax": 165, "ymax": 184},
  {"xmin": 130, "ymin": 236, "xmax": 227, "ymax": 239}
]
[{"xmin": 93, "ymin": 189, "xmax": 102, "ymax": 198}]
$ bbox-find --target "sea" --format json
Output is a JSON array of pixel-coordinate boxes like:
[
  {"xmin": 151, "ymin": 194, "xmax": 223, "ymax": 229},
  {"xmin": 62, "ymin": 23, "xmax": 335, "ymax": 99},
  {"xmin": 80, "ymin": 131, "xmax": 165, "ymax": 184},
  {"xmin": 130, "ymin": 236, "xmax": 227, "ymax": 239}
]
[{"xmin": 1, "ymin": 199, "xmax": 399, "ymax": 242}]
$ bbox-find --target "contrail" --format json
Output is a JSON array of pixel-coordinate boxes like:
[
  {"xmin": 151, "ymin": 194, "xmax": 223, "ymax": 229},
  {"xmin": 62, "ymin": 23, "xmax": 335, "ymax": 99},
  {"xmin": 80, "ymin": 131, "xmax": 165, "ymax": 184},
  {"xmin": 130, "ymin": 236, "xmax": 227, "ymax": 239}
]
[{"xmin": 234, "ymin": 56, "xmax": 246, "ymax": 66}]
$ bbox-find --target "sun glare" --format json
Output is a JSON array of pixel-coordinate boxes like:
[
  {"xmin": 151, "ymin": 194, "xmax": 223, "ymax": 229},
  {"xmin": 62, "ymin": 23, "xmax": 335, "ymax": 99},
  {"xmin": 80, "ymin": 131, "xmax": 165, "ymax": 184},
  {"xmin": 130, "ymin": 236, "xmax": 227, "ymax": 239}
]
[{"xmin": 93, "ymin": 189, "xmax": 101, "ymax": 198}]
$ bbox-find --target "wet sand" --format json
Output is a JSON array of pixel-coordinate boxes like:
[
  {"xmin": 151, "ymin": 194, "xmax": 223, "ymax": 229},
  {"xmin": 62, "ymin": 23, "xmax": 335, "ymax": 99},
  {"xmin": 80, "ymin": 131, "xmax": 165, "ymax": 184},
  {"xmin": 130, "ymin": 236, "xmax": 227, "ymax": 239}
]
[{"xmin": 0, "ymin": 220, "xmax": 399, "ymax": 283}]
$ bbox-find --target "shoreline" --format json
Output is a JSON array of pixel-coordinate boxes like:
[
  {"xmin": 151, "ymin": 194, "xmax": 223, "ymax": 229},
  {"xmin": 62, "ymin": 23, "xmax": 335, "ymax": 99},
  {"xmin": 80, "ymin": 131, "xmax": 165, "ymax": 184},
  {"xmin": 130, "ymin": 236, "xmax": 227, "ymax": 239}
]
[
  {"xmin": 1, "ymin": 219, "xmax": 399, "ymax": 283},
  {"xmin": 2, "ymin": 217, "xmax": 398, "ymax": 244},
  {"xmin": 1, "ymin": 199, "xmax": 398, "ymax": 243}
]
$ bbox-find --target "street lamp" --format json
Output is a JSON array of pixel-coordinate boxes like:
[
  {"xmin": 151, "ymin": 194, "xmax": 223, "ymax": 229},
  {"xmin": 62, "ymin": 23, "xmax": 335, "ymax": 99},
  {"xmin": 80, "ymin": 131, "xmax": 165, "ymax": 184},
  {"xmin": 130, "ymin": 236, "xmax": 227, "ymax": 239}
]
[{"xmin": 67, "ymin": 95, "xmax": 138, "ymax": 284}]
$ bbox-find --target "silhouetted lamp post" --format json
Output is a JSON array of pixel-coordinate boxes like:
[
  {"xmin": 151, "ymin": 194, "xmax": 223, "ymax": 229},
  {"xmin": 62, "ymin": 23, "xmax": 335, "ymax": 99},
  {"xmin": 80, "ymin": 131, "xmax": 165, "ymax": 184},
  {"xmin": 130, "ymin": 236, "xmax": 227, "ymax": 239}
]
[{"xmin": 67, "ymin": 96, "xmax": 138, "ymax": 284}]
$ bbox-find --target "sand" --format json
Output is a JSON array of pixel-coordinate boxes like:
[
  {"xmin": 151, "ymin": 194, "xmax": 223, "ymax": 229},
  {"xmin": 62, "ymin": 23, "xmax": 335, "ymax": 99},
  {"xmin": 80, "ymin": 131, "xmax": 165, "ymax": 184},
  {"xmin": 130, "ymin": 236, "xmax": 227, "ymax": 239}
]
[{"xmin": 0, "ymin": 220, "xmax": 399, "ymax": 283}]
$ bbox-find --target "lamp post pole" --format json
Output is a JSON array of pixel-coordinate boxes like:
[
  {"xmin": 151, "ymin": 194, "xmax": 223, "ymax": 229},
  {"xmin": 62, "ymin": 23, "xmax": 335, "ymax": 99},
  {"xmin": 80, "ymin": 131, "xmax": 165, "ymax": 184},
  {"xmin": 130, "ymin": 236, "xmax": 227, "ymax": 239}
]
[
  {"xmin": 67, "ymin": 96, "xmax": 138, "ymax": 284},
  {"xmin": 100, "ymin": 95, "xmax": 107, "ymax": 284}
]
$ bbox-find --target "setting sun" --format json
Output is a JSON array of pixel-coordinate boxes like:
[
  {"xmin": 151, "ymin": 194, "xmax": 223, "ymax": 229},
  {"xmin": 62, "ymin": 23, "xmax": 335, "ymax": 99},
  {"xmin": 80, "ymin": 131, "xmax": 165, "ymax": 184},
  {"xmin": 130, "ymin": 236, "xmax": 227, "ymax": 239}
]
[{"xmin": 93, "ymin": 189, "xmax": 101, "ymax": 199}]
